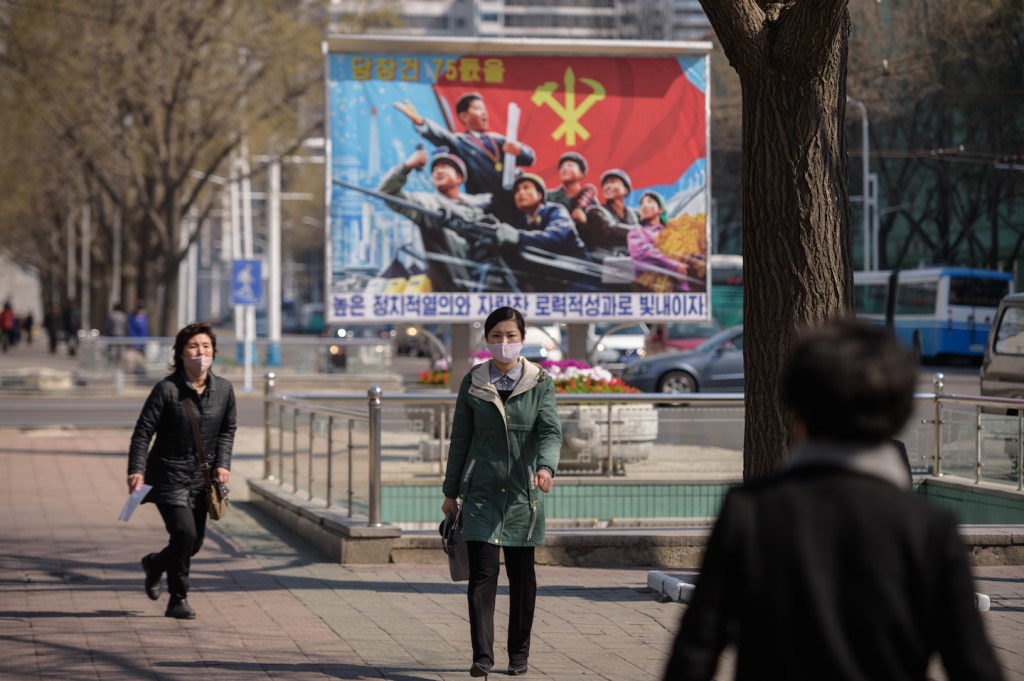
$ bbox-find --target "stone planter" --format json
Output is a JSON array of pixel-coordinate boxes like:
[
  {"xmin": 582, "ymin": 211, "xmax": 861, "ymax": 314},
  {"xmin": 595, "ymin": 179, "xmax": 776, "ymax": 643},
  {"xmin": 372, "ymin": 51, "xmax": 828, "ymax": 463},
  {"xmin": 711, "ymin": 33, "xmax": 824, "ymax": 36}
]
[{"xmin": 558, "ymin": 403, "xmax": 658, "ymax": 473}]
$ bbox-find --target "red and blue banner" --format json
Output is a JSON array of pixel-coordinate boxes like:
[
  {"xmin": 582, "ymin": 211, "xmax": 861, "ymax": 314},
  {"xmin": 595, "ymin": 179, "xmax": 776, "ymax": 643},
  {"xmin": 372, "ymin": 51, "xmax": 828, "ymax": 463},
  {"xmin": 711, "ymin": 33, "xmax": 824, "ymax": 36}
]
[{"xmin": 326, "ymin": 40, "xmax": 710, "ymax": 323}]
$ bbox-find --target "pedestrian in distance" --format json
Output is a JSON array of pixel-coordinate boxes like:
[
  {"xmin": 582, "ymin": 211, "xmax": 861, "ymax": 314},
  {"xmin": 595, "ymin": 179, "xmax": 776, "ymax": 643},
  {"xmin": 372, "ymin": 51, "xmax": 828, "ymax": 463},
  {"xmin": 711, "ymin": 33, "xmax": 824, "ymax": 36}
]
[
  {"xmin": 62, "ymin": 299, "xmax": 81, "ymax": 356},
  {"xmin": 127, "ymin": 321, "xmax": 236, "ymax": 620},
  {"xmin": 22, "ymin": 310, "xmax": 34, "ymax": 346},
  {"xmin": 43, "ymin": 303, "xmax": 62, "ymax": 354},
  {"xmin": 442, "ymin": 306, "xmax": 562, "ymax": 677},
  {"xmin": 128, "ymin": 299, "xmax": 149, "ymax": 338},
  {"xmin": 105, "ymin": 302, "xmax": 129, "ymax": 364},
  {"xmin": 663, "ymin": 317, "xmax": 1004, "ymax": 681},
  {"xmin": 105, "ymin": 302, "xmax": 129, "ymax": 337},
  {"xmin": 0, "ymin": 302, "xmax": 14, "ymax": 353}
]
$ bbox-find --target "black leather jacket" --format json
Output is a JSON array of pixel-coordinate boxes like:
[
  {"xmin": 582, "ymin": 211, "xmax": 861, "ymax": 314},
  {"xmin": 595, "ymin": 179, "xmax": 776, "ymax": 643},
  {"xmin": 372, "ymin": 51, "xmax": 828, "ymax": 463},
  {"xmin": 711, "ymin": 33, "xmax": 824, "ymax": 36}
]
[{"xmin": 128, "ymin": 371, "xmax": 237, "ymax": 507}]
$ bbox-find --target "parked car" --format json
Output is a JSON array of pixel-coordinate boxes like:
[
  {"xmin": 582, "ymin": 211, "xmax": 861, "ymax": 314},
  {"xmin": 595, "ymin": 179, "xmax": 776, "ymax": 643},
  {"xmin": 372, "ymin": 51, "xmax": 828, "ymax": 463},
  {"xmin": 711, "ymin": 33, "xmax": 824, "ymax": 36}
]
[
  {"xmin": 522, "ymin": 324, "xmax": 564, "ymax": 362},
  {"xmin": 644, "ymin": 319, "xmax": 723, "ymax": 355},
  {"xmin": 622, "ymin": 326, "xmax": 744, "ymax": 393},
  {"xmin": 981, "ymin": 293, "xmax": 1024, "ymax": 399},
  {"xmin": 322, "ymin": 323, "xmax": 396, "ymax": 371},
  {"xmin": 588, "ymin": 322, "xmax": 650, "ymax": 365}
]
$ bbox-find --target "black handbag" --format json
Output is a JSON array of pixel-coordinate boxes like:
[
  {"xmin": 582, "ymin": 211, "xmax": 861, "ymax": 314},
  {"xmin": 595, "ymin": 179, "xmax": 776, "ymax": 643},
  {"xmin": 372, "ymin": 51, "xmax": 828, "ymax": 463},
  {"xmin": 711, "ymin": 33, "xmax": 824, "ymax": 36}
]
[{"xmin": 439, "ymin": 508, "xmax": 470, "ymax": 582}]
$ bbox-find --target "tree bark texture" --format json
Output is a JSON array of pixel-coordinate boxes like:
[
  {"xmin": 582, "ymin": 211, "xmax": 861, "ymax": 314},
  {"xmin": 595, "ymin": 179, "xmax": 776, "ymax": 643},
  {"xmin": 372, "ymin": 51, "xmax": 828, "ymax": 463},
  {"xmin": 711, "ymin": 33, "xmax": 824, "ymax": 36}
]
[{"xmin": 701, "ymin": 1, "xmax": 854, "ymax": 480}]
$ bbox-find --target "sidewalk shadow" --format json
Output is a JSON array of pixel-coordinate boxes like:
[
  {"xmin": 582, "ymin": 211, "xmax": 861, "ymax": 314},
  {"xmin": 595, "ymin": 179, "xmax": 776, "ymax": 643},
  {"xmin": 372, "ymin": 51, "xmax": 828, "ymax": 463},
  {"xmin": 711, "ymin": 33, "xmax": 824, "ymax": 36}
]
[{"xmin": 158, "ymin": 660, "xmax": 458, "ymax": 680}]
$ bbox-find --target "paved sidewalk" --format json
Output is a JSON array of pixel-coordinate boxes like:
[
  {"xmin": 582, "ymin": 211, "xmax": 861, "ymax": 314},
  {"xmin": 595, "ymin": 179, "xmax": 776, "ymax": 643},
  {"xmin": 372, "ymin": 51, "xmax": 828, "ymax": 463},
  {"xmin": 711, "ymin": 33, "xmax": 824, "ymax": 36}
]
[{"xmin": 2, "ymin": 427, "xmax": 1023, "ymax": 680}]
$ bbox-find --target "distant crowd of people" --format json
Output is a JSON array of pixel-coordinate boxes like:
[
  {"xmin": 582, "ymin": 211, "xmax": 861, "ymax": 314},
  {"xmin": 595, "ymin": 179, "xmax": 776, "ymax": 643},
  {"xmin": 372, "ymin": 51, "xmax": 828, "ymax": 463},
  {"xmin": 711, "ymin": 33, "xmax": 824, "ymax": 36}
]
[{"xmin": 0, "ymin": 297, "xmax": 150, "ymax": 358}]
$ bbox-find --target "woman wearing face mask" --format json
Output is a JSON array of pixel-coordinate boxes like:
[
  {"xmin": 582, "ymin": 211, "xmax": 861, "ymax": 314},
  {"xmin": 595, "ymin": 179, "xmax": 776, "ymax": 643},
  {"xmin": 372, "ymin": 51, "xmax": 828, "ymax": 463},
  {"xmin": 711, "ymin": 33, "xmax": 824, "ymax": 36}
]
[
  {"xmin": 127, "ymin": 321, "xmax": 236, "ymax": 620},
  {"xmin": 442, "ymin": 306, "xmax": 562, "ymax": 677}
]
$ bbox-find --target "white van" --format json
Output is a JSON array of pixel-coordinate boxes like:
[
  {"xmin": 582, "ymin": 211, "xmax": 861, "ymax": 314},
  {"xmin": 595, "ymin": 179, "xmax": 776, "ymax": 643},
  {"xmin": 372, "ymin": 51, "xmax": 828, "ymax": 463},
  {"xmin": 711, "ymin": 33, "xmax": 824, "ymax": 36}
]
[{"xmin": 980, "ymin": 293, "xmax": 1024, "ymax": 399}]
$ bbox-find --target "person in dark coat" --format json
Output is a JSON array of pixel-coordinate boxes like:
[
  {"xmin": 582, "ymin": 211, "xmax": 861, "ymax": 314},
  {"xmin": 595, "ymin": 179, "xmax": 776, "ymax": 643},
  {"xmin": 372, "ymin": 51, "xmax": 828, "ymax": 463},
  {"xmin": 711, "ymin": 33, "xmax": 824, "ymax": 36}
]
[
  {"xmin": 43, "ymin": 303, "xmax": 62, "ymax": 354},
  {"xmin": 442, "ymin": 307, "xmax": 561, "ymax": 677},
  {"xmin": 127, "ymin": 321, "xmax": 236, "ymax": 620},
  {"xmin": 663, "ymin": 318, "xmax": 1003, "ymax": 681}
]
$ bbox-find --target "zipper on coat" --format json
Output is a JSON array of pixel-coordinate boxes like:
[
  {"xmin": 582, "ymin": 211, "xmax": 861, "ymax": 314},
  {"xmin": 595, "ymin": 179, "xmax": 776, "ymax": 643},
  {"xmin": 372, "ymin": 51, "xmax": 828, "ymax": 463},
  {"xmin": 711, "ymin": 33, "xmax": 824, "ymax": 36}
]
[
  {"xmin": 461, "ymin": 458, "xmax": 477, "ymax": 484},
  {"xmin": 526, "ymin": 499, "xmax": 538, "ymax": 541}
]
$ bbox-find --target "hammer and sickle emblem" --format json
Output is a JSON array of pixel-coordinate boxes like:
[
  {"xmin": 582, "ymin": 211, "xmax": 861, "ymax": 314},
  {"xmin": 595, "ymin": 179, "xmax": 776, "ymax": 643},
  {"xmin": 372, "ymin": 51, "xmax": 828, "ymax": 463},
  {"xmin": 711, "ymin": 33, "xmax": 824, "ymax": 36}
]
[{"xmin": 530, "ymin": 67, "xmax": 606, "ymax": 146}]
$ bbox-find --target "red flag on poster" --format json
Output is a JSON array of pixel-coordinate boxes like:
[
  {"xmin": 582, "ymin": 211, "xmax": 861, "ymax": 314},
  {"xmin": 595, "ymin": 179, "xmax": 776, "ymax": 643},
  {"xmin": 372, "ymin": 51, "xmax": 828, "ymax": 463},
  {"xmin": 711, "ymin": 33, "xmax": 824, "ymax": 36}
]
[{"xmin": 432, "ymin": 55, "xmax": 705, "ymax": 190}]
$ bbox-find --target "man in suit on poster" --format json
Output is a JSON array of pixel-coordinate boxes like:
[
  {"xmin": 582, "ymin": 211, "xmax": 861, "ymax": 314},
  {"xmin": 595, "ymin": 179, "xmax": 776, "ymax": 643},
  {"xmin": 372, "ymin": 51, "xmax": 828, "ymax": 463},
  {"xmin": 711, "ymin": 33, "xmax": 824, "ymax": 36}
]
[{"xmin": 395, "ymin": 92, "xmax": 535, "ymax": 224}]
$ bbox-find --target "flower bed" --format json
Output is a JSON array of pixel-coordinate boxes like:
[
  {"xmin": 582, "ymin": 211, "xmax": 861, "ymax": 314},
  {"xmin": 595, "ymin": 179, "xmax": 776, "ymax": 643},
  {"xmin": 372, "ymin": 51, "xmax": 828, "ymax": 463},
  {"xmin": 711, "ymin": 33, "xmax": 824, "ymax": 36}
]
[{"xmin": 416, "ymin": 357, "xmax": 638, "ymax": 394}]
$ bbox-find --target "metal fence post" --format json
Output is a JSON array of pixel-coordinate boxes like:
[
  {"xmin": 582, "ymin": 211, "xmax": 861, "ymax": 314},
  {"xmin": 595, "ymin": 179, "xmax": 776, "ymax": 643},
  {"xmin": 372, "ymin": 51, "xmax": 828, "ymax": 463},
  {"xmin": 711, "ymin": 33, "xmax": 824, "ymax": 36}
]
[
  {"xmin": 933, "ymin": 373, "xmax": 944, "ymax": 477},
  {"xmin": 347, "ymin": 419, "xmax": 354, "ymax": 517},
  {"xmin": 292, "ymin": 406, "xmax": 299, "ymax": 491},
  {"xmin": 277, "ymin": 404, "xmax": 284, "ymax": 485},
  {"xmin": 974, "ymin": 405, "xmax": 982, "ymax": 484},
  {"xmin": 368, "ymin": 385, "xmax": 384, "ymax": 527},
  {"xmin": 263, "ymin": 372, "xmax": 275, "ymax": 480},
  {"xmin": 308, "ymin": 412, "xmax": 315, "ymax": 500},
  {"xmin": 605, "ymin": 402, "xmax": 614, "ymax": 478},
  {"xmin": 1018, "ymin": 410, "xmax": 1023, "ymax": 492},
  {"xmin": 326, "ymin": 416, "xmax": 334, "ymax": 507}
]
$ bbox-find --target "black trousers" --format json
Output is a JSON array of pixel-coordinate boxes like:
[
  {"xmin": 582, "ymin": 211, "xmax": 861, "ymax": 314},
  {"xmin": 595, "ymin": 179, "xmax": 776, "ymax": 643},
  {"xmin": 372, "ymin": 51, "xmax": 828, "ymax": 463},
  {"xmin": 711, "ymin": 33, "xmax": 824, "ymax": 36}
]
[
  {"xmin": 466, "ymin": 541, "xmax": 536, "ymax": 667},
  {"xmin": 153, "ymin": 502, "xmax": 208, "ymax": 600}
]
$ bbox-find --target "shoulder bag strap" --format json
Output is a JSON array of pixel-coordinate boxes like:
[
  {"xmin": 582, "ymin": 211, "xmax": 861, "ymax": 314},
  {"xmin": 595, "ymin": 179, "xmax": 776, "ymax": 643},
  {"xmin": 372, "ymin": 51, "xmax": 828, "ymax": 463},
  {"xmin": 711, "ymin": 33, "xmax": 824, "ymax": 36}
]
[{"xmin": 182, "ymin": 398, "xmax": 214, "ymax": 490}]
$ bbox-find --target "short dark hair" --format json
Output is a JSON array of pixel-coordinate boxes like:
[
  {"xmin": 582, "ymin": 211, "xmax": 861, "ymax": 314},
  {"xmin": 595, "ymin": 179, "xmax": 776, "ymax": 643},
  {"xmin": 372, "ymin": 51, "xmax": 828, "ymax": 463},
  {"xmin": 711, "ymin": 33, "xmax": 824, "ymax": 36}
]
[
  {"xmin": 455, "ymin": 92, "xmax": 482, "ymax": 115},
  {"xmin": 483, "ymin": 307, "xmax": 525, "ymax": 338},
  {"xmin": 170, "ymin": 321, "xmax": 218, "ymax": 373},
  {"xmin": 782, "ymin": 318, "xmax": 916, "ymax": 445}
]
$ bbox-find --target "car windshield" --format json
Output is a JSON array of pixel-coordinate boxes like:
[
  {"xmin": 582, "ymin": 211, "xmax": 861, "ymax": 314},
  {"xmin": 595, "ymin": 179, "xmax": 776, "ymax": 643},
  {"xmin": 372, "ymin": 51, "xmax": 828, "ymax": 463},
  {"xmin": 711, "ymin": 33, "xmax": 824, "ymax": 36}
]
[{"xmin": 694, "ymin": 326, "xmax": 742, "ymax": 352}]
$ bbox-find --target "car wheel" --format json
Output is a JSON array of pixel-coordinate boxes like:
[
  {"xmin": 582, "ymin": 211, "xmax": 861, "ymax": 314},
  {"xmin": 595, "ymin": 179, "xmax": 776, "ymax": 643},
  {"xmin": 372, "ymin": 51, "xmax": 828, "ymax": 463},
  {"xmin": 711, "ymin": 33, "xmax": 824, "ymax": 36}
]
[{"xmin": 658, "ymin": 370, "xmax": 697, "ymax": 393}]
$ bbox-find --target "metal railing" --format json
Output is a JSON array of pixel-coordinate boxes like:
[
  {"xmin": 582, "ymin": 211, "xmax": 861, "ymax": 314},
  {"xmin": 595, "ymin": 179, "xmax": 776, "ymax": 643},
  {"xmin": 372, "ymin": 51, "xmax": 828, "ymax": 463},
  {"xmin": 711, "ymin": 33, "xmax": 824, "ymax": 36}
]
[
  {"xmin": 72, "ymin": 335, "xmax": 396, "ymax": 390},
  {"xmin": 262, "ymin": 373, "xmax": 1024, "ymax": 527}
]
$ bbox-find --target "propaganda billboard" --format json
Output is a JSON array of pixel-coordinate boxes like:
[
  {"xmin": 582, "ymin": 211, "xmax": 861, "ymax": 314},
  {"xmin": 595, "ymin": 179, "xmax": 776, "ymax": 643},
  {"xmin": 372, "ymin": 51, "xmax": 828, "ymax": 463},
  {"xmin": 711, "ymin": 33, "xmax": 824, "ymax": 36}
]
[{"xmin": 326, "ymin": 37, "xmax": 711, "ymax": 323}]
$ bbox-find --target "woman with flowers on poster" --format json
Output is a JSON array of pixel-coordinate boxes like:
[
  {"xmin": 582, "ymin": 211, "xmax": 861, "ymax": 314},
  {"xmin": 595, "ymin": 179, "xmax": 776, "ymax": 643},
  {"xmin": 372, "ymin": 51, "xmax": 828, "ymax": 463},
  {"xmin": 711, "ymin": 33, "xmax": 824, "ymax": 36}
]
[{"xmin": 629, "ymin": 190, "xmax": 707, "ymax": 293}]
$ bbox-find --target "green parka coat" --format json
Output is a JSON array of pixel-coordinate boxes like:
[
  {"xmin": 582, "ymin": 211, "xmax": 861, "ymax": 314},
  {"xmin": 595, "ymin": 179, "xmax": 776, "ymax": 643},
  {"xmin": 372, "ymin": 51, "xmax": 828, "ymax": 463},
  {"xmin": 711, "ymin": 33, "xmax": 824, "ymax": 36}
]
[{"xmin": 443, "ymin": 358, "xmax": 562, "ymax": 546}]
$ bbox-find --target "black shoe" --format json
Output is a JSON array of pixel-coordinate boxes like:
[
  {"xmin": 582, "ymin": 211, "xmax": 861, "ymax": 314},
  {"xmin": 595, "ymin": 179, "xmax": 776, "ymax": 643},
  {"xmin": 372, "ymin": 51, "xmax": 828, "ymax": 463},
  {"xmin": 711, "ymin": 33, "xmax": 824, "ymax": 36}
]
[
  {"xmin": 507, "ymin": 661, "xmax": 528, "ymax": 675},
  {"xmin": 165, "ymin": 598, "xmax": 196, "ymax": 620},
  {"xmin": 469, "ymin": 660, "xmax": 492, "ymax": 677},
  {"xmin": 141, "ymin": 553, "xmax": 161, "ymax": 601}
]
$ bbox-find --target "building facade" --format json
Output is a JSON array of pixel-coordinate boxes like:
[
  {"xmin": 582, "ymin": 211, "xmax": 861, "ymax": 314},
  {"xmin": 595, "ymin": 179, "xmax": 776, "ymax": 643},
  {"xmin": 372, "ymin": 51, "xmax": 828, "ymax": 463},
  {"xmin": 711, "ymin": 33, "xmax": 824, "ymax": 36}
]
[{"xmin": 328, "ymin": 0, "xmax": 710, "ymax": 41}]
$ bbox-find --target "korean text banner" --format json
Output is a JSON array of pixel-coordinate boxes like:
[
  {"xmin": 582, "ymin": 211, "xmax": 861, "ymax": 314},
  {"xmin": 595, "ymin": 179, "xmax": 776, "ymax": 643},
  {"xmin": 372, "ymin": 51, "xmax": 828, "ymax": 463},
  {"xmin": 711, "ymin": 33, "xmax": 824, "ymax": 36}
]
[{"xmin": 327, "ymin": 48, "xmax": 709, "ymax": 323}]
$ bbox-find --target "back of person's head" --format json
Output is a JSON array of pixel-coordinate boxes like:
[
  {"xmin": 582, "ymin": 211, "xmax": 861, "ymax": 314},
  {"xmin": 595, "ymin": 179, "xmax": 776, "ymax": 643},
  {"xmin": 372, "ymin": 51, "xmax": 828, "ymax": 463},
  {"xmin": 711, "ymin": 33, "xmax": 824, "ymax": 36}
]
[
  {"xmin": 483, "ymin": 306, "xmax": 525, "ymax": 337},
  {"xmin": 782, "ymin": 317, "xmax": 916, "ymax": 445}
]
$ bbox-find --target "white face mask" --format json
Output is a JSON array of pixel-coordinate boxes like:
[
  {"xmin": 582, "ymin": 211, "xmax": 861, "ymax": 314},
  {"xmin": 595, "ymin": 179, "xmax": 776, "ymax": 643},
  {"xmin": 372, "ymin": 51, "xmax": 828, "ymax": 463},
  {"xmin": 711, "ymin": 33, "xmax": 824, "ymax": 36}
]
[
  {"xmin": 487, "ymin": 342, "xmax": 522, "ymax": 363},
  {"xmin": 184, "ymin": 355, "xmax": 213, "ymax": 375}
]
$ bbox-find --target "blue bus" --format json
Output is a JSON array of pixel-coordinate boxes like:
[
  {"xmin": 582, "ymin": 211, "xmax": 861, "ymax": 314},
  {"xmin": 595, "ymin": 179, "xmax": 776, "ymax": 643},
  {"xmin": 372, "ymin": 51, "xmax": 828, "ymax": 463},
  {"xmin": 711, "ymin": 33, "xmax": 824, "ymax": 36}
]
[{"xmin": 853, "ymin": 267, "xmax": 1014, "ymax": 360}]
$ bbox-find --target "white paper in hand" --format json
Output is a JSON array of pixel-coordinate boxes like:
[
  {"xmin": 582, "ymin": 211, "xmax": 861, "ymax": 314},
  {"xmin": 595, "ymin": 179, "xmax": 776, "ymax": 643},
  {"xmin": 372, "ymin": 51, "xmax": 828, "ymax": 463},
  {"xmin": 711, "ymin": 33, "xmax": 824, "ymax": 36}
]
[{"xmin": 117, "ymin": 484, "xmax": 152, "ymax": 522}]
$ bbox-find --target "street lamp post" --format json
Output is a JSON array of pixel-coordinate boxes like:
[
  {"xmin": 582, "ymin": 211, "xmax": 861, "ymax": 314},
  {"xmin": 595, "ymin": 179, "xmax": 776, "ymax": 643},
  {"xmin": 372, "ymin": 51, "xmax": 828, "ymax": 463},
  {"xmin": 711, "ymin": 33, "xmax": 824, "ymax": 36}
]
[{"xmin": 847, "ymin": 95, "xmax": 871, "ymax": 271}]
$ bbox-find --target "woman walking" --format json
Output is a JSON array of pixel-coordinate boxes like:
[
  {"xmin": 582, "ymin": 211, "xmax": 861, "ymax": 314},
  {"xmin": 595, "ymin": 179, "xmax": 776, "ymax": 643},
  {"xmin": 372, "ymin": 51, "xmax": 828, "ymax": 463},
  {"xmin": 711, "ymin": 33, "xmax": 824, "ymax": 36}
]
[
  {"xmin": 127, "ymin": 321, "xmax": 236, "ymax": 619},
  {"xmin": 442, "ymin": 306, "xmax": 562, "ymax": 677}
]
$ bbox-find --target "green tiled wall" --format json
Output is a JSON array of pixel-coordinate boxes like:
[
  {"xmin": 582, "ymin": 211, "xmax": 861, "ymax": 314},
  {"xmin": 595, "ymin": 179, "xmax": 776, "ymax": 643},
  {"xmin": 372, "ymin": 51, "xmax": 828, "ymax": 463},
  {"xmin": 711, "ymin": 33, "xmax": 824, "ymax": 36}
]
[
  {"xmin": 379, "ymin": 479, "xmax": 1023, "ymax": 526},
  {"xmin": 380, "ymin": 481, "xmax": 733, "ymax": 524}
]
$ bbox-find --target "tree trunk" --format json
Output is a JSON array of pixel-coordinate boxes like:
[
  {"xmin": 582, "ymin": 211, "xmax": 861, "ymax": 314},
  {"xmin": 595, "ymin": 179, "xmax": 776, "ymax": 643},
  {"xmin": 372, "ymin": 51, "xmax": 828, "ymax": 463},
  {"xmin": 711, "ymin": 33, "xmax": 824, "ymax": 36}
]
[{"xmin": 699, "ymin": 2, "xmax": 854, "ymax": 480}]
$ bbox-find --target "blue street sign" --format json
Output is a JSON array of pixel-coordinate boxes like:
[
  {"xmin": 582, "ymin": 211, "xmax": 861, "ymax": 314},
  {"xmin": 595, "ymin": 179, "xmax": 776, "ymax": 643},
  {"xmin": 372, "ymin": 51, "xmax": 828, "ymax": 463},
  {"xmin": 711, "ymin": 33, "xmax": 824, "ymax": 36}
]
[{"xmin": 232, "ymin": 260, "xmax": 263, "ymax": 306}]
